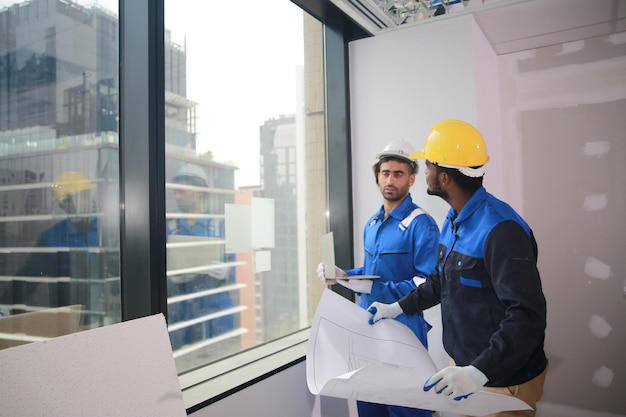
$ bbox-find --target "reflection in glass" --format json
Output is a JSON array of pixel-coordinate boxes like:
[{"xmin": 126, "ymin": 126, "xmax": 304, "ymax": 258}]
[
  {"xmin": 0, "ymin": 0, "xmax": 120, "ymax": 348},
  {"xmin": 164, "ymin": 1, "xmax": 328, "ymax": 373},
  {"xmin": 0, "ymin": 0, "xmax": 328, "ymax": 378},
  {"xmin": 166, "ymin": 163, "xmax": 241, "ymax": 364}
]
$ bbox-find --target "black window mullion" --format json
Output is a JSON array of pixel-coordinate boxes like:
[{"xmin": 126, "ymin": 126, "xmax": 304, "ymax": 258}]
[
  {"xmin": 324, "ymin": 11, "xmax": 356, "ymax": 301},
  {"xmin": 119, "ymin": 0, "xmax": 167, "ymax": 321}
]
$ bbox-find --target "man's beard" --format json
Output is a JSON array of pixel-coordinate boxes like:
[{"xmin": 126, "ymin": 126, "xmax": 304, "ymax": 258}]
[
  {"xmin": 383, "ymin": 191, "xmax": 404, "ymax": 203},
  {"xmin": 176, "ymin": 200, "xmax": 193, "ymax": 213},
  {"xmin": 427, "ymin": 177, "xmax": 449, "ymax": 202},
  {"xmin": 381, "ymin": 185, "xmax": 408, "ymax": 203}
]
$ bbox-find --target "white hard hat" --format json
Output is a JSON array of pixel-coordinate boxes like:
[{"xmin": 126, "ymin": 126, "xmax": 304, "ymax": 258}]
[
  {"xmin": 375, "ymin": 139, "xmax": 417, "ymax": 165},
  {"xmin": 173, "ymin": 163, "xmax": 209, "ymax": 187}
]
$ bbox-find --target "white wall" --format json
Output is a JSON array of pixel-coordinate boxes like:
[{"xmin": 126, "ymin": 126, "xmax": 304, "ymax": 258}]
[
  {"xmin": 348, "ymin": 15, "xmax": 479, "ymax": 235},
  {"xmin": 189, "ymin": 361, "xmax": 318, "ymax": 417},
  {"xmin": 496, "ymin": 32, "xmax": 626, "ymax": 413}
]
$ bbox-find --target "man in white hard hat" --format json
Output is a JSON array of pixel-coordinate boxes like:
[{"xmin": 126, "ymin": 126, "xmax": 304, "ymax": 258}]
[
  {"xmin": 166, "ymin": 163, "xmax": 235, "ymax": 354},
  {"xmin": 318, "ymin": 139, "xmax": 440, "ymax": 417}
]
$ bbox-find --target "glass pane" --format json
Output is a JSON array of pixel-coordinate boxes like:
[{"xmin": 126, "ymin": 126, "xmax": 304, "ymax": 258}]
[
  {"xmin": 163, "ymin": 1, "xmax": 328, "ymax": 373},
  {"xmin": 0, "ymin": 0, "xmax": 121, "ymax": 348}
]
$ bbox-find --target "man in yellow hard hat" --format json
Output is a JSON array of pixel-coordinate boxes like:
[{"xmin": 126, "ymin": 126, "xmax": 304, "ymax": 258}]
[
  {"xmin": 368, "ymin": 120, "xmax": 548, "ymax": 417},
  {"xmin": 25, "ymin": 170, "xmax": 99, "ymax": 266},
  {"xmin": 16, "ymin": 170, "xmax": 101, "ymax": 319}
]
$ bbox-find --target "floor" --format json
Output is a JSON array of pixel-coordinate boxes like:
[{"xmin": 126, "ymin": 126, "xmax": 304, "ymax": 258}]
[{"xmin": 437, "ymin": 402, "xmax": 626, "ymax": 417}]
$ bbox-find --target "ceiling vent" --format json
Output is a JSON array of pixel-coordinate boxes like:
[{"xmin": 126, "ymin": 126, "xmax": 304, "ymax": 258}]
[
  {"xmin": 328, "ymin": 0, "xmax": 626, "ymax": 55},
  {"xmin": 328, "ymin": 0, "xmax": 529, "ymax": 35}
]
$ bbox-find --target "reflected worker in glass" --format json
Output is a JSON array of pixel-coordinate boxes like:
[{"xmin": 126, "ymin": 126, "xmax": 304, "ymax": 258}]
[
  {"xmin": 318, "ymin": 140, "xmax": 440, "ymax": 417},
  {"xmin": 167, "ymin": 163, "xmax": 235, "ymax": 353},
  {"xmin": 15, "ymin": 171, "xmax": 101, "ymax": 322},
  {"xmin": 369, "ymin": 120, "xmax": 548, "ymax": 417}
]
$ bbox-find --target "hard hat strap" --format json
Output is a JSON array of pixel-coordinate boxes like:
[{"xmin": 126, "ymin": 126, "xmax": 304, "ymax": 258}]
[{"xmin": 437, "ymin": 163, "xmax": 485, "ymax": 178}]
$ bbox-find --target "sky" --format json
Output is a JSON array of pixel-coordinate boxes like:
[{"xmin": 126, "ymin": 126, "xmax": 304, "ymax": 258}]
[
  {"xmin": 164, "ymin": 0, "xmax": 305, "ymax": 186},
  {"xmin": 0, "ymin": 0, "xmax": 304, "ymax": 187}
]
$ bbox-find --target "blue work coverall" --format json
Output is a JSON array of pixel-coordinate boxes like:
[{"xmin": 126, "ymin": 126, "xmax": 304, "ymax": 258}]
[
  {"xmin": 166, "ymin": 217, "xmax": 235, "ymax": 350},
  {"xmin": 345, "ymin": 193, "xmax": 439, "ymax": 417},
  {"xmin": 398, "ymin": 186, "xmax": 547, "ymax": 388}
]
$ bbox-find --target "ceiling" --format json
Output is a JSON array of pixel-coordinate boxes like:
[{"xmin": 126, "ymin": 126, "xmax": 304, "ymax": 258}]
[{"xmin": 330, "ymin": 0, "xmax": 626, "ymax": 54}]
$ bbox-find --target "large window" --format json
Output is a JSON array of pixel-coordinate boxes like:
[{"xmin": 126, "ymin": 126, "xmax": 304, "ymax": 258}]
[
  {"xmin": 162, "ymin": 0, "xmax": 329, "ymax": 374},
  {"xmin": 0, "ymin": 0, "xmax": 121, "ymax": 347},
  {"xmin": 0, "ymin": 0, "xmax": 361, "ymax": 411}
]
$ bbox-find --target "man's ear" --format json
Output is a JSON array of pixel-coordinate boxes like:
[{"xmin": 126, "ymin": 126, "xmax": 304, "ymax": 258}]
[{"xmin": 439, "ymin": 171, "xmax": 449, "ymax": 186}]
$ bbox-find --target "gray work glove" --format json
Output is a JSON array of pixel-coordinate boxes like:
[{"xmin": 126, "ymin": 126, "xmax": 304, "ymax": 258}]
[
  {"xmin": 317, "ymin": 262, "xmax": 345, "ymax": 285},
  {"xmin": 367, "ymin": 301, "xmax": 403, "ymax": 325},
  {"xmin": 423, "ymin": 365, "xmax": 488, "ymax": 401},
  {"xmin": 208, "ymin": 260, "xmax": 228, "ymax": 280}
]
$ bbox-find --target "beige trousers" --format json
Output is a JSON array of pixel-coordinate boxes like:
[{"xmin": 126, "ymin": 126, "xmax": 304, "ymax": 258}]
[{"xmin": 460, "ymin": 361, "xmax": 549, "ymax": 417}]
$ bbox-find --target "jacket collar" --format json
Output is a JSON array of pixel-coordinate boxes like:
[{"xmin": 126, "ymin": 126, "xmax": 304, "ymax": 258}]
[
  {"xmin": 446, "ymin": 186, "xmax": 487, "ymax": 226},
  {"xmin": 376, "ymin": 193, "xmax": 415, "ymax": 222}
]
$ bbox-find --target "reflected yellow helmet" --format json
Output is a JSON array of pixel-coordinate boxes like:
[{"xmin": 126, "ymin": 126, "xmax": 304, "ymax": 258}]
[
  {"xmin": 410, "ymin": 120, "xmax": 490, "ymax": 167},
  {"xmin": 52, "ymin": 171, "xmax": 94, "ymax": 201}
]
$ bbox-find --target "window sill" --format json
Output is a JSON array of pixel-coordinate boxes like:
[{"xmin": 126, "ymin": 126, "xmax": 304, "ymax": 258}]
[{"xmin": 180, "ymin": 328, "xmax": 310, "ymax": 413}]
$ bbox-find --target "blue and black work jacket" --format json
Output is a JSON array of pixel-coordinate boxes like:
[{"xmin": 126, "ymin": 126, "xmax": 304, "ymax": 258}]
[
  {"xmin": 13, "ymin": 218, "xmax": 101, "ymax": 312},
  {"xmin": 346, "ymin": 193, "xmax": 440, "ymax": 348},
  {"xmin": 19, "ymin": 218, "xmax": 100, "ymax": 278},
  {"xmin": 398, "ymin": 186, "xmax": 547, "ymax": 387}
]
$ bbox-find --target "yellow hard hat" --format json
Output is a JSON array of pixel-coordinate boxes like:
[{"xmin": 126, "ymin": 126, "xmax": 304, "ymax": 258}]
[
  {"xmin": 52, "ymin": 171, "xmax": 94, "ymax": 201},
  {"xmin": 410, "ymin": 120, "xmax": 490, "ymax": 167}
]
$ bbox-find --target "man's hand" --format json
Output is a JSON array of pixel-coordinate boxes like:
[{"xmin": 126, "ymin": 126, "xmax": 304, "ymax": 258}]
[
  {"xmin": 317, "ymin": 262, "xmax": 345, "ymax": 285},
  {"xmin": 337, "ymin": 278, "xmax": 372, "ymax": 294},
  {"xmin": 367, "ymin": 301, "xmax": 402, "ymax": 325},
  {"xmin": 423, "ymin": 365, "xmax": 488, "ymax": 401},
  {"xmin": 170, "ymin": 273, "xmax": 196, "ymax": 284},
  {"xmin": 208, "ymin": 261, "xmax": 228, "ymax": 280}
]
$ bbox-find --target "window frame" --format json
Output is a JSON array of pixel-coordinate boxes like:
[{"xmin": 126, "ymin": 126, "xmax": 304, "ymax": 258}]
[{"xmin": 118, "ymin": 0, "xmax": 369, "ymax": 412}]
